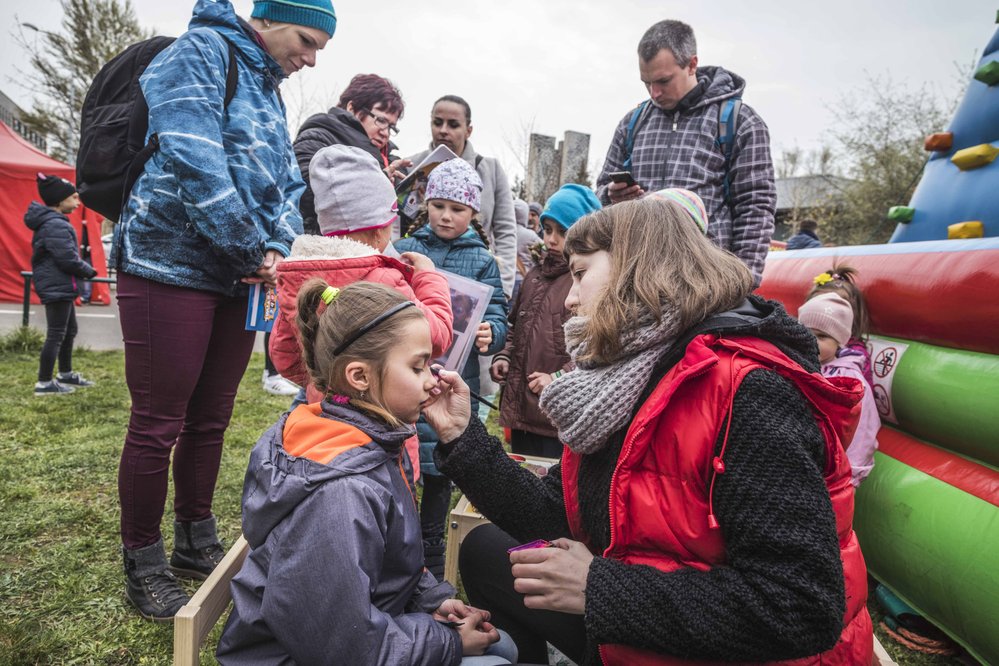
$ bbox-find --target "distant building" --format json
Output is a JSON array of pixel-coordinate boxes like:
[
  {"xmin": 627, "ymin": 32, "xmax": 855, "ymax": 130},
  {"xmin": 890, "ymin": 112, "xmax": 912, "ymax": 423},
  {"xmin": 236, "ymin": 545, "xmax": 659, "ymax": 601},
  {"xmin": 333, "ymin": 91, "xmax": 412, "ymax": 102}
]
[
  {"xmin": 774, "ymin": 175, "xmax": 852, "ymax": 239},
  {"xmin": 0, "ymin": 89, "xmax": 47, "ymax": 152},
  {"xmin": 526, "ymin": 130, "xmax": 590, "ymax": 204}
]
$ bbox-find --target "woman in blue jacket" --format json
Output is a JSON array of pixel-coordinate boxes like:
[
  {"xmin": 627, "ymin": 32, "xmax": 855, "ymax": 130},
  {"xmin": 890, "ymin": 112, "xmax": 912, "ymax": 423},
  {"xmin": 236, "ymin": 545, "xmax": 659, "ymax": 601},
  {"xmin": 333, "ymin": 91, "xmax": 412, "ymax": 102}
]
[
  {"xmin": 112, "ymin": 0, "xmax": 336, "ymax": 621},
  {"xmin": 25, "ymin": 174, "xmax": 97, "ymax": 396}
]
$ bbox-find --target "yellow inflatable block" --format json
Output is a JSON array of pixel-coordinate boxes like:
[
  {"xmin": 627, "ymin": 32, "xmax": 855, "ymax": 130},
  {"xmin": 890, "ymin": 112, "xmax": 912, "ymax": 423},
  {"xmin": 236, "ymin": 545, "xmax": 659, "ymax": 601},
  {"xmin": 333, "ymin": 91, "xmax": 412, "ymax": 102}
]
[
  {"xmin": 948, "ymin": 221, "xmax": 984, "ymax": 239},
  {"xmin": 951, "ymin": 143, "xmax": 999, "ymax": 170}
]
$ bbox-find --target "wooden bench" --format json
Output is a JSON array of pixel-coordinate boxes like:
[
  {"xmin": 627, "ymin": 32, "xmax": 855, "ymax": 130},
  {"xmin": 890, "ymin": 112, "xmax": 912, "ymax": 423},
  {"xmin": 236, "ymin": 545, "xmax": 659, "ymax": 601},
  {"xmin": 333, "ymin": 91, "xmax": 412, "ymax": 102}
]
[
  {"xmin": 173, "ymin": 534, "xmax": 249, "ymax": 666},
  {"xmin": 174, "ymin": 533, "xmax": 898, "ymax": 666}
]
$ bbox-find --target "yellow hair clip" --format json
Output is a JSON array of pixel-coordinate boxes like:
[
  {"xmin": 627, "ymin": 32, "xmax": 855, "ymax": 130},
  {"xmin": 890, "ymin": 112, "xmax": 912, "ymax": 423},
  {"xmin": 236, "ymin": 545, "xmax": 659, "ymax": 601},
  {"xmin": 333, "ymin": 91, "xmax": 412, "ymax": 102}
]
[
  {"xmin": 813, "ymin": 272, "xmax": 834, "ymax": 287},
  {"xmin": 320, "ymin": 286, "xmax": 340, "ymax": 305}
]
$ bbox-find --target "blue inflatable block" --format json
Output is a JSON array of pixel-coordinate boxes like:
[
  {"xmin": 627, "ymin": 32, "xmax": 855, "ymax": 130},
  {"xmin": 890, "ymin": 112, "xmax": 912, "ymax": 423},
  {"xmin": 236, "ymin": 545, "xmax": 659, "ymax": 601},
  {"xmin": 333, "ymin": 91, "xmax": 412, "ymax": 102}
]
[{"xmin": 890, "ymin": 24, "xmax": 999, "ymax": 243}]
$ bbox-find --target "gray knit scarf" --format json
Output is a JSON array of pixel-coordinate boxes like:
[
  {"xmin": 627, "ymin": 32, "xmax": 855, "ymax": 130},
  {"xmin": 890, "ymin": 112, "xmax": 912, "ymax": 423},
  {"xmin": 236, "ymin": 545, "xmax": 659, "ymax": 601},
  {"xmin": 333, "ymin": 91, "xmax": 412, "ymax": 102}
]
[{"xmin": 538, "ymin": 309, "xmax": 681, "ymax": 454}]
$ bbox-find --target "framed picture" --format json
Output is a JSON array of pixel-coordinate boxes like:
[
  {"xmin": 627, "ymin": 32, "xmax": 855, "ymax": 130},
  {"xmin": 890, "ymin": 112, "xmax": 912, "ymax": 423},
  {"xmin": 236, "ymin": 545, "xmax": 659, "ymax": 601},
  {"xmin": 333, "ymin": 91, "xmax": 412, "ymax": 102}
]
[{"xmin": 434, "ymin": 269, "xmax": 493, "ymax": 372}]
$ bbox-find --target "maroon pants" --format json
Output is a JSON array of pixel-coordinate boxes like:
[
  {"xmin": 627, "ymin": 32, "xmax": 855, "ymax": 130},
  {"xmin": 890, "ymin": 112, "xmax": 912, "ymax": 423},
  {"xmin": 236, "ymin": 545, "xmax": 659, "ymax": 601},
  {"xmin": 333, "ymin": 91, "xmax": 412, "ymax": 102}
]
[{"xmin": 117, "ymin": 273, "xmax": 255, "ymax": 550}]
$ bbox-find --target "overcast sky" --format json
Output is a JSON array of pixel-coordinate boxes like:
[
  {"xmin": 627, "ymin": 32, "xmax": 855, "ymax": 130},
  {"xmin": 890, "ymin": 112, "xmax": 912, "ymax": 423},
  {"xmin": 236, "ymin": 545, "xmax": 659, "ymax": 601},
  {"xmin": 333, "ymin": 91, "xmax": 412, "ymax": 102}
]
[{"xmin": 1, "ymin": 0, "xmax": 995, "ymax": 180}]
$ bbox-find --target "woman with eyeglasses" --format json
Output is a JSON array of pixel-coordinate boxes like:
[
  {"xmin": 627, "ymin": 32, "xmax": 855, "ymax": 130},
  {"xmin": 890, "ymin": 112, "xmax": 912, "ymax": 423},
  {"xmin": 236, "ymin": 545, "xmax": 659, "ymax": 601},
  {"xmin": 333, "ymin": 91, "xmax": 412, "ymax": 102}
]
[{"xmin": 294, "ymin": 73, "xmax": 407, "ymax": 235}]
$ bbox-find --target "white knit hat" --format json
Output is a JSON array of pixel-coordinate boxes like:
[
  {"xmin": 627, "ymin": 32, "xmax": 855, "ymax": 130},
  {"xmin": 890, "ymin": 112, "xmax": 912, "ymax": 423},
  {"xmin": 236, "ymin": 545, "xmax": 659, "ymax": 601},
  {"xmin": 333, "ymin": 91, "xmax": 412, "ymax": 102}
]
[
  {"xmin": 309, "ymin": 145, "xmax": 398, "ymax": 236},
  {"xmin": 425, "ymin": 158, "xmax": 482, "ymax": 212},
  {"xmin": 798, "ymin": 293, "xmax": 854, "ymax": 347}
]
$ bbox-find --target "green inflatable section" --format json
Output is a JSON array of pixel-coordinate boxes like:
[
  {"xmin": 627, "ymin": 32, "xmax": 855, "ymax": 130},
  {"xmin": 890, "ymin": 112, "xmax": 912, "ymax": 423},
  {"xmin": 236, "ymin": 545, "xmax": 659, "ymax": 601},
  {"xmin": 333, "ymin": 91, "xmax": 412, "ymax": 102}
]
[
  {"xmin": 855, "ymin": 451, "xmax": 999, "ymax": 666},
  {"xmin": 877, "ymin": 336, "xmax": 999, "ymax": 468}
]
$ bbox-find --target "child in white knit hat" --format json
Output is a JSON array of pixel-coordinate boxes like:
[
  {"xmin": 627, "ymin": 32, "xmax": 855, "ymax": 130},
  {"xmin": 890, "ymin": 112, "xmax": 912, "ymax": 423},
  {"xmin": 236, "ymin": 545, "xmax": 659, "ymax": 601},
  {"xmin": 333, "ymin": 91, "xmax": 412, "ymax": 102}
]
[
  {"xmin": 395, "ymin": 157, "xmax": 509, "ymax": 581},
  {"xmin": 798, "ymin": 293, "xmax": 880, "ymax": 486}
]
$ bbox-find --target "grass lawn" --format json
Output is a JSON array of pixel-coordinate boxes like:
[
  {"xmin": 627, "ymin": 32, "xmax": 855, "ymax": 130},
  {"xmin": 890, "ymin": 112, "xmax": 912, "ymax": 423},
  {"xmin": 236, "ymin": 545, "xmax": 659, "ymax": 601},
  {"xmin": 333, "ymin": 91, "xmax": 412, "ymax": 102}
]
[{"xmin": 0, "ymin": 334, "xmax": 968, "ymax": 665}]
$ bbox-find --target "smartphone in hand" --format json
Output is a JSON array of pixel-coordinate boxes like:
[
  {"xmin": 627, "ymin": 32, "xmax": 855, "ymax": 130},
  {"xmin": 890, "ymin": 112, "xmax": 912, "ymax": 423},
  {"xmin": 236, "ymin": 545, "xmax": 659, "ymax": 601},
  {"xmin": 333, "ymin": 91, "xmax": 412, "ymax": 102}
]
[{"xmin": 609, "ymin": 171, "xmax": 637, "ymax": 188}]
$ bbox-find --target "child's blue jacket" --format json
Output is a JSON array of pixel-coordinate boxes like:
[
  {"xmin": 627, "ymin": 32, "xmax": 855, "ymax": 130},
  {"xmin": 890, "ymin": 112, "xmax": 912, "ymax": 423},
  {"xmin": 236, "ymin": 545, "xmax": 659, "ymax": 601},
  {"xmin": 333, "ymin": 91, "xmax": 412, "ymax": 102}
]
[{"xmin": 396, "ymin": 225, "xmax": 509, "ymax": 474}]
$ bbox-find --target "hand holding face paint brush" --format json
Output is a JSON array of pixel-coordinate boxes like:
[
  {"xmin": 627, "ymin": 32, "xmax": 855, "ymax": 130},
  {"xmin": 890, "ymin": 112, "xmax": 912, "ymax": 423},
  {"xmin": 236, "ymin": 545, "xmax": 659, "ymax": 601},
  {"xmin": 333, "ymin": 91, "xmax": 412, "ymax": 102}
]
[{"xmin": 421, "ymin": 365, "xmax": 472, "ymax": 444}]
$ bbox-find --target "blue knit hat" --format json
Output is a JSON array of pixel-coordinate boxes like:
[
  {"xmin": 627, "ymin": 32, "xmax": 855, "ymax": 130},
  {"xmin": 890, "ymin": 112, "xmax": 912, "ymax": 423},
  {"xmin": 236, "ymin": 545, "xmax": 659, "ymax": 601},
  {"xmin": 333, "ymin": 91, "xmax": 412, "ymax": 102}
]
[
  {"xmin": 251, "ymin": 0, "xmax": 337, "ymax": 38},
  {"xmin": 540, "ymin": 184, "xmax": 601, "ymax": 230}
]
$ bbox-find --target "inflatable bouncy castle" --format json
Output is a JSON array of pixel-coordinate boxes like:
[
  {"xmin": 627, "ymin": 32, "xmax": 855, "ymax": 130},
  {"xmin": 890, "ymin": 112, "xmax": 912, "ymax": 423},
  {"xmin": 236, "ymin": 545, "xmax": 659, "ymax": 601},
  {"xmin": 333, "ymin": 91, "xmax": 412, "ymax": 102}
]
[{"xmin": 759, "ymin": 12, "xmax": 999, "ymax": 665}]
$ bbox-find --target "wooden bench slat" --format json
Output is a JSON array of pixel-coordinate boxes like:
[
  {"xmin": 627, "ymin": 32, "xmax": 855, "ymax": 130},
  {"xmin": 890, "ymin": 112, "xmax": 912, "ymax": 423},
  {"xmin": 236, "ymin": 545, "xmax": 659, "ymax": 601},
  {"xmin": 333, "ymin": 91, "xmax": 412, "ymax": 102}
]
[{"xmin": 173, "ymin": 534, "xmax": 249, "ymax": 666}]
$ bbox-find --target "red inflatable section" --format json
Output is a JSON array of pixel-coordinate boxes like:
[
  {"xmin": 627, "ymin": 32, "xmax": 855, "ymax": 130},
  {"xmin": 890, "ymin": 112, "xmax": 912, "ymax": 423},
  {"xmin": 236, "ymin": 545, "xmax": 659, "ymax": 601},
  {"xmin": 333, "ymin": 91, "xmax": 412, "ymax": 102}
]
[
  {"xmin": 878, "ymin": 427, "xmax": 999, "ymax": 508},
  {"xmin": 758, "ymin": 241, "xmax": 999, "ymax": 355}
]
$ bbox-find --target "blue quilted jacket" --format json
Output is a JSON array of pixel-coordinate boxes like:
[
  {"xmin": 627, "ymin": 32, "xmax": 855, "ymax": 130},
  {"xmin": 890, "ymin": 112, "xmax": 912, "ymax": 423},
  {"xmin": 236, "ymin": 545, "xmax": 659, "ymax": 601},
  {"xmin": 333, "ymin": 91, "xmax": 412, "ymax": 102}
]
[
  {"xmin": 114, "ymin": 0, "xmax": 304, "ymax": 295},
  {"xmin": 395, "ymin": 225, "xmax": 509, "ymax": 474}
]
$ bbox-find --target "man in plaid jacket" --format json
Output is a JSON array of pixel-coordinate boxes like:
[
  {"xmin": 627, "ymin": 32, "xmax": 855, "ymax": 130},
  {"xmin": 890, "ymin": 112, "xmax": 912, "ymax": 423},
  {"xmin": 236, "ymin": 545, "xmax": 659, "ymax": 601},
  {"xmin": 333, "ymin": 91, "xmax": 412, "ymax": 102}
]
[{"xmin": 595, "ymin": 19, "xmax": 776, "ymax": 287}]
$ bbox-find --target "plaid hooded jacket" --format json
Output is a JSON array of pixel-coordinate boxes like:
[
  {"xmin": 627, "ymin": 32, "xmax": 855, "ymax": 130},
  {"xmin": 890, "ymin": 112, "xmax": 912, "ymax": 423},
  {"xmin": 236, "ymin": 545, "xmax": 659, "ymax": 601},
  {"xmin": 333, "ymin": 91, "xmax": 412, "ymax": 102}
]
[{"xmin": 596, "ymin": 66, "xmax": 776, "ymax": 286}]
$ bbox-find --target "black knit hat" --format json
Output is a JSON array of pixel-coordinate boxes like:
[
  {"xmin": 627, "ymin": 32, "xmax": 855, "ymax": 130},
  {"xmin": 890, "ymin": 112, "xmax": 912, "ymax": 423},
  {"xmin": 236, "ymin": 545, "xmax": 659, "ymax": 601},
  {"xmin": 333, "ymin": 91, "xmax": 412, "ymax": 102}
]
[{"xmin": 36, "ymin": 172, "xmax": 77, "ymax": 207}]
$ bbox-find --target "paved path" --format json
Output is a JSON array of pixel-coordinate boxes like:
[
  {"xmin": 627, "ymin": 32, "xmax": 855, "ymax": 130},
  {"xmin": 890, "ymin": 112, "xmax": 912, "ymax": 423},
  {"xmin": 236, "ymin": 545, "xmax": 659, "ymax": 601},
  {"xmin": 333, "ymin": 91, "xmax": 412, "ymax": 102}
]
[{"xmin": 0, "ymin": 294, "xmax": 266, "ymax": 353}]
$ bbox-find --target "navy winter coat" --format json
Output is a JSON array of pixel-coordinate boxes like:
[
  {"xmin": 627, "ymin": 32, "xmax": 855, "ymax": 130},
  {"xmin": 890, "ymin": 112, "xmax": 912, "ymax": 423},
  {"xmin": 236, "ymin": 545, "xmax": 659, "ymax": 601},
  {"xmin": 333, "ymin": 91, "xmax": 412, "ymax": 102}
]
[
  {"xmin": 395, "ymin": 225, "xmax": 509, "ymax": 474},
  {"xmin": 785, "ymin": 230, "xmax": 823, "ymax": 250},
  {"xmin": 24, "ymin": 202, "xmax": 96, "ymax": 304}
]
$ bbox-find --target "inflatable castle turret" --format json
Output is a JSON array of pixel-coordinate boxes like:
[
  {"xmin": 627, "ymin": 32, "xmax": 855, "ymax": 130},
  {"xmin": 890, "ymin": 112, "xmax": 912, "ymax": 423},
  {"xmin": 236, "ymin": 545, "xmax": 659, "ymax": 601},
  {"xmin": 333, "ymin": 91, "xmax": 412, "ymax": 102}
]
[{"xmin": 759, "ymin": 10, "xmax": 999, "ymax": 664}]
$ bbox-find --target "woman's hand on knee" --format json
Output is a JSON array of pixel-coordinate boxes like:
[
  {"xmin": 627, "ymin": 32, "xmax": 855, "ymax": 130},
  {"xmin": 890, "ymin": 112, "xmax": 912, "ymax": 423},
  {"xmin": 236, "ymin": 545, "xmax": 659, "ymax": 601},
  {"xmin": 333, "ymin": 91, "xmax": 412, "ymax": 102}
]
[{"xmin": 510, "ymin": 538, "xmax": 594, "ymax": 615}]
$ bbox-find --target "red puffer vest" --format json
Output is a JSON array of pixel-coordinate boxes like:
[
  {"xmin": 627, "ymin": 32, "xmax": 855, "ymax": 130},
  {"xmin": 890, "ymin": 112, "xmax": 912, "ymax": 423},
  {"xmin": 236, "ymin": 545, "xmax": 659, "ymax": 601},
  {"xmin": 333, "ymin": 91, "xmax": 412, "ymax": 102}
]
[{"xmin": 561, "ymin": 334, "xmax": 872, "ymax": 665}]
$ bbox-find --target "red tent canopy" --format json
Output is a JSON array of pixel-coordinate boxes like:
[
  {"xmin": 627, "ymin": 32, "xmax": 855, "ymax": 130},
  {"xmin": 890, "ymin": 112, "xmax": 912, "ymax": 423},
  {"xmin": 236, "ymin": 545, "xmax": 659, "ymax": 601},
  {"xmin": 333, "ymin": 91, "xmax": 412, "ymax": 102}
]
[{"xmin": 0, "ymin": 120, "xmax": 110, "ymax": 304}]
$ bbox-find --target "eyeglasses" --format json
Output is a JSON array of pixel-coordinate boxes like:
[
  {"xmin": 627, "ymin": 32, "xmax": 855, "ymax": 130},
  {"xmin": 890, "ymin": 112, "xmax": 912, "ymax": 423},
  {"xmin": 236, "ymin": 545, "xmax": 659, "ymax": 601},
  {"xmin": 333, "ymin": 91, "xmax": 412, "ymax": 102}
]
[{"xmin": 362, "ymin": 108, "xmax": 399, "ymax": 136}]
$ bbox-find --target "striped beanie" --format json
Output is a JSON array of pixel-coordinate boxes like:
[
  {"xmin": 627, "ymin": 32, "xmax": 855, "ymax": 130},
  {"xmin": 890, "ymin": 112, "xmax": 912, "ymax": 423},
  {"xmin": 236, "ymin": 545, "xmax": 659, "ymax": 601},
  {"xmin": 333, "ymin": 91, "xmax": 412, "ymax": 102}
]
[
  {"xmin": 252, "ymin": 0, "xmax": 337, "ymax": 38},
  {"xmin": 648, "ymin": 188, "xmax": 708, "ymax": 235}
]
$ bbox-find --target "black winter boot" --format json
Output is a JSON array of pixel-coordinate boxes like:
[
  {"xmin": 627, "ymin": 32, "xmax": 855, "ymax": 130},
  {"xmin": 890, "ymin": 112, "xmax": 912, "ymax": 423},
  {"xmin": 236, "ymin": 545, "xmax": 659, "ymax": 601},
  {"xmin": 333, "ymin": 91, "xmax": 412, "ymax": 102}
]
[
  {"xmin": 423, "ymin": 537, "xmax": 447, "ymax": 582},
  {"xmin": 123, "ymin": 539, "xmax": 190, "ymax": 621},
  {"xmin": 170, "ymin": 515, "xmax": 226, "ymax": 580}
]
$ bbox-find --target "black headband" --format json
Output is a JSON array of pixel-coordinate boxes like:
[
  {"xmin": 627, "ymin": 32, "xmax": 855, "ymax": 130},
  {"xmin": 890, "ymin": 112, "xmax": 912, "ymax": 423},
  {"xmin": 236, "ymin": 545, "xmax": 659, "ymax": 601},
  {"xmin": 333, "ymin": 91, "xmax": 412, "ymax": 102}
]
[{"xmin": 332, "ymin": 301, "xmax": 416, "ymax": 356}]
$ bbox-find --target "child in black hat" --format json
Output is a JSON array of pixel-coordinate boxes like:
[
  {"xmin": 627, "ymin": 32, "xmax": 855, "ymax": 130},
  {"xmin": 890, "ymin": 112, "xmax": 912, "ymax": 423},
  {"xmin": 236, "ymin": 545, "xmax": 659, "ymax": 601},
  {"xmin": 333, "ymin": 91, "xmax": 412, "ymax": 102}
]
[{"xmin": 25, "ymin": 173, "xmax": 97, "ymax": 395}]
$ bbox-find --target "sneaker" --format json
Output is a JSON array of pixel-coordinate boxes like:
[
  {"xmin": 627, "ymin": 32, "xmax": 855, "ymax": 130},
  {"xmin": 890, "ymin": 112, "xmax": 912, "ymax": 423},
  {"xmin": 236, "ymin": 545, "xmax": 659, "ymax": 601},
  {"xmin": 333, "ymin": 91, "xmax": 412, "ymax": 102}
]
[
  {"xmin": 123, "ymin": 540, "xmax": 191, "ymax": 622},
  {"xmin": 34, "ymin": 380, "xmax": 75, "ymax": 396},
  {"xmin": 262, "ymin": 370, "xmax": 299, "ymax": 396},
  {"xmin": 170, "ymin": 517, "xmax": 226, "ymax": 581},
  {"xmin": 57, "ymin": 371, "xmax": 94, "ymax": 387}
]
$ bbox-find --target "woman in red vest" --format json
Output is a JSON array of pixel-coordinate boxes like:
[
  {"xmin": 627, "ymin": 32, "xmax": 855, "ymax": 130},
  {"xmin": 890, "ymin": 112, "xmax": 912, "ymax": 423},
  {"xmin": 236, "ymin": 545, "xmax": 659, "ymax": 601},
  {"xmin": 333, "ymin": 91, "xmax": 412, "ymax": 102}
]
[{"xmin": 422, "ymin": 192, "xmax": 872, "ymax": 665}]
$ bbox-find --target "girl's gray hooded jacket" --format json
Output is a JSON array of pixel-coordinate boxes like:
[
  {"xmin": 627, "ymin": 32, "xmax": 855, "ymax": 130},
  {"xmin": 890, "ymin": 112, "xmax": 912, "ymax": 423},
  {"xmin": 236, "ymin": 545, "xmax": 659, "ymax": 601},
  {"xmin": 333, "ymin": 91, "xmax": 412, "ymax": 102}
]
[{"xmin": 217, "ymin": 402, "xmax": 461, "ymax": 665}]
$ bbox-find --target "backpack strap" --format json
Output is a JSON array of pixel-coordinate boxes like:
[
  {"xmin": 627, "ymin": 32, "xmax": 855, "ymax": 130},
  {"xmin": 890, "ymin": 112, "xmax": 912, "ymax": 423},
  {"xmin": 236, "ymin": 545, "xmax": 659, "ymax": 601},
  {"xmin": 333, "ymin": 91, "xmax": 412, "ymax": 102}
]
[
  {"xmin": 622, "ymin": 100, "xmax": 651, "ymax": 171},
  {"xmin": 120, "ymin": 37, "xmax": 240, "ymax": 218},
  {"xmin": 716, "ymin": 97, "xmax": 742, "ymax": 205},
  {"xmin": 223, "ymin": 38, "xmax": 239, "ymax": 109}
]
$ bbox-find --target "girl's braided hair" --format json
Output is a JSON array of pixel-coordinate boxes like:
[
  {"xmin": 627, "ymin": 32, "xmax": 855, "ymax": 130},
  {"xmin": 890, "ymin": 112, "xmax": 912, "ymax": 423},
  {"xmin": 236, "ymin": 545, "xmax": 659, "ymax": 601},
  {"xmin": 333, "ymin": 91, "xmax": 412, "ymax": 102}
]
[{"xmin": 406, "ymin": 202, "xmax": 490, "ymax": 249}]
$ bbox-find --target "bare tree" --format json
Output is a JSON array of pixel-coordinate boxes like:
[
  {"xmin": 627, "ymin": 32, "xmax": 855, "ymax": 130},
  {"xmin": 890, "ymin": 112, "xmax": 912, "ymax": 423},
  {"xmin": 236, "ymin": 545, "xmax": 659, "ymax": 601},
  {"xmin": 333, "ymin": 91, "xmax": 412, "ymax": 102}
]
[
  {"xmin": 16, "ymin": 0, "xmax": 150, "ymax": 163},
  {"xmin": 282, "ymin": 69, "xmax": 337, "ymax": 137},
  {"xmin": 499, "ymin": 115, "xmax": 536, "ymax": 186},
  {"xmin": 828, "ymin": 72, "xmax": 959, "ymax": 245}
]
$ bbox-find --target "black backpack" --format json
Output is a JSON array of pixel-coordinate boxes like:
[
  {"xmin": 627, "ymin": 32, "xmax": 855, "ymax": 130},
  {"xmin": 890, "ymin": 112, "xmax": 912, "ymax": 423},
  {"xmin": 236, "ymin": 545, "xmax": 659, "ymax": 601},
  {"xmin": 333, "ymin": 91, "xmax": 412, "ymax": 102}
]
[{"xmin": 76, "ymin": 35, "xmax": 239, "ymax": 222}]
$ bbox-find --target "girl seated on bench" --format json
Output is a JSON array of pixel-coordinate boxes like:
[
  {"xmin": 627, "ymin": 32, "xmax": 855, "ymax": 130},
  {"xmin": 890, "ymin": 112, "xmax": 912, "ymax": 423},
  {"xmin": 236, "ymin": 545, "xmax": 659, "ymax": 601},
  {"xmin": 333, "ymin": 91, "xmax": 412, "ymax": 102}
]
[{"xmin": 217, "ymin": 281, "xmax": 516, "ymax": 665}]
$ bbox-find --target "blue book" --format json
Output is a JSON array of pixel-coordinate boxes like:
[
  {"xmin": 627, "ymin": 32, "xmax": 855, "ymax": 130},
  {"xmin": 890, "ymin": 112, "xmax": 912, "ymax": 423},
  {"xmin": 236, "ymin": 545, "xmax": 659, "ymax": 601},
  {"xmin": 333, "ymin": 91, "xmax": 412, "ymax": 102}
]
[{"xmin": 246, "ymin": 283, "xmax": 279, "ymax": 332}]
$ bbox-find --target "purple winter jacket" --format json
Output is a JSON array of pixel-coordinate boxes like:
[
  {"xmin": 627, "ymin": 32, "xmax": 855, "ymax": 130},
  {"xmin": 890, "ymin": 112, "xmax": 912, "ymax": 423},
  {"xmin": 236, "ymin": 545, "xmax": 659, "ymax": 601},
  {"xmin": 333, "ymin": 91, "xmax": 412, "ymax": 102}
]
[{"xmin": 821, "ymin": 351, "xmax": 880, "ymax": 486}]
